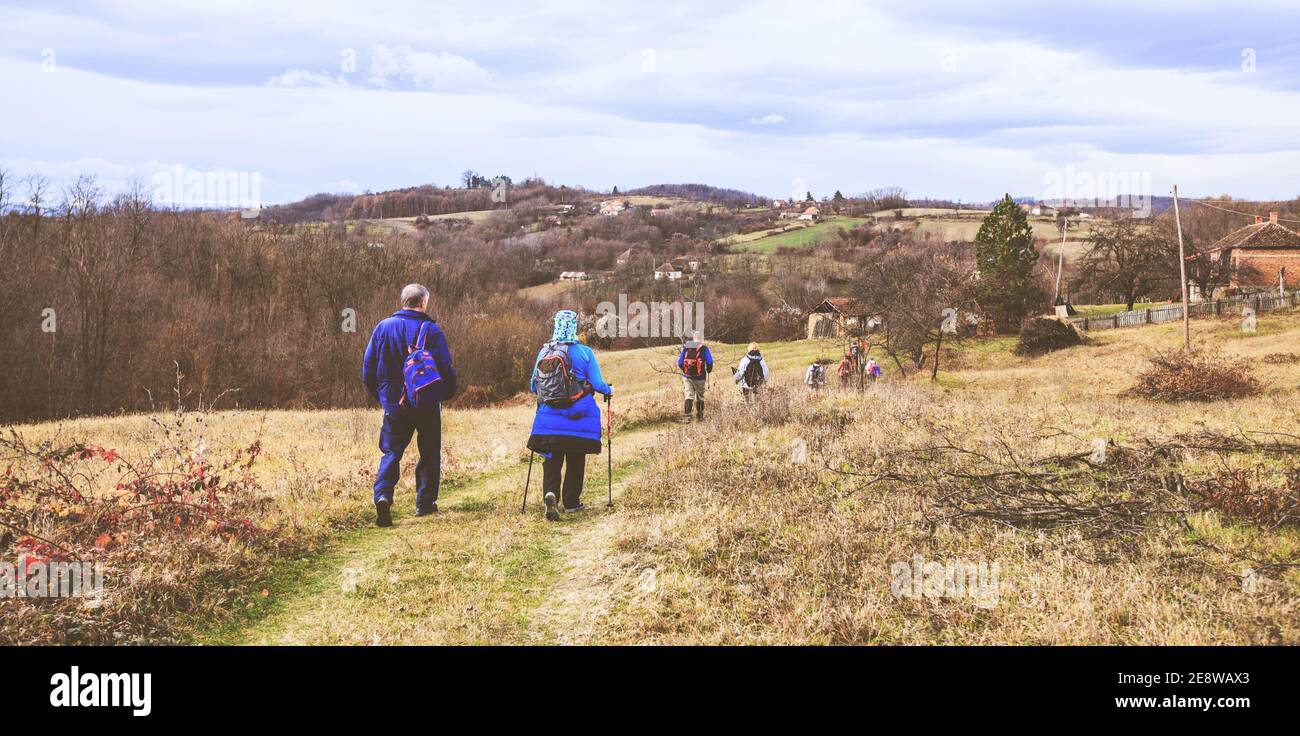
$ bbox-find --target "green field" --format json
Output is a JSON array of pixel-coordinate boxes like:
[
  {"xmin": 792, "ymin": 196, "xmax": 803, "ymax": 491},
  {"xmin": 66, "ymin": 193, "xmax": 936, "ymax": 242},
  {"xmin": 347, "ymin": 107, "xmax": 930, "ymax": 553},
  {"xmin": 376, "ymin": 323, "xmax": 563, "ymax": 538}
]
[{"xmin": 731, "ymin": 217, "xmax": 869, "ymax": 253}]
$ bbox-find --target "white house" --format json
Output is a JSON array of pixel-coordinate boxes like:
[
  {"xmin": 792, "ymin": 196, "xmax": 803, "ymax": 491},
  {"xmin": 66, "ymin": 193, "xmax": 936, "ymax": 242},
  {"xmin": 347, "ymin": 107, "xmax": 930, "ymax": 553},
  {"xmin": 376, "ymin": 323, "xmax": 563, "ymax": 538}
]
[
  {"xmin": 654, "ymin": 262, "xmax": 683, "ymax": 281},
  {"xmin": 599, "ymin": 200, "xmax": 629, "ymax": 217}
]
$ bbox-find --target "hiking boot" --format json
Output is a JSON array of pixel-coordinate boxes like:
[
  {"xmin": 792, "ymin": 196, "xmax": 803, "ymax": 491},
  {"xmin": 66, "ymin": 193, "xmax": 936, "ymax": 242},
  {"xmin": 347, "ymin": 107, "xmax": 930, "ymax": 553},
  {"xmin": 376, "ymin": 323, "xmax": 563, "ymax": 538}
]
[
  {"xmin": 375, "ymin": 498, "xmax": 393, "ymax": 528},
  {"xmin": 564, "ymin": 502, "xmax": 587, "ymax": 514},
  {"xmin": 680, "ymin": 414, "xmax": 692, "ymax": 424},
  {"xmin": 544, "ymin": 492, "xmax": 561, "ymax": 521},
  {"xmin": 415, "ymin": 503, "xmax": 438, "ymax": 517}
]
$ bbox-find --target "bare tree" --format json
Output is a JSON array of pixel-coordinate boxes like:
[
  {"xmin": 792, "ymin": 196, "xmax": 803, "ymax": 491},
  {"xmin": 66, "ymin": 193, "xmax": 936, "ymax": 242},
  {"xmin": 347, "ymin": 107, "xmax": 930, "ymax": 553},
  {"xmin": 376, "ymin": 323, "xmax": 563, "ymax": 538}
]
[
  {"xmin": 853, "ymin": 238, "xmax": 975, "ymax": 379},
  {"xmin": 1073, "ymin": 217, "xmax": 1166, "ymax": 311}
]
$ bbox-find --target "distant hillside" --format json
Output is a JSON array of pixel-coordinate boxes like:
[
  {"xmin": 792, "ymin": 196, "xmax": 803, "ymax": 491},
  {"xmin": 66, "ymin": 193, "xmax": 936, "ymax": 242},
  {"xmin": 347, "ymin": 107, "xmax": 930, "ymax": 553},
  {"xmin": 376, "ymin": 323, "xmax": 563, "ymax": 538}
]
[
  {"xmin": 624, "ymin": 183, "xmax": 765, "ymax": 206},
  {"xmin": 258, "ymin": 180, "xmax": 591, "ymax": 223}
]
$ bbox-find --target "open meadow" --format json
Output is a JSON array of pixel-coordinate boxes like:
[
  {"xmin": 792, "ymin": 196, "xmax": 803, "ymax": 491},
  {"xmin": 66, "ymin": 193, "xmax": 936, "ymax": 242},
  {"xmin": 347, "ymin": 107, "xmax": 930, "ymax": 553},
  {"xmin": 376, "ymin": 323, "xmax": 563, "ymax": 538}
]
[{"xmin": 6, "ymin": 308, "xmax": 1297, "ymax": 645}]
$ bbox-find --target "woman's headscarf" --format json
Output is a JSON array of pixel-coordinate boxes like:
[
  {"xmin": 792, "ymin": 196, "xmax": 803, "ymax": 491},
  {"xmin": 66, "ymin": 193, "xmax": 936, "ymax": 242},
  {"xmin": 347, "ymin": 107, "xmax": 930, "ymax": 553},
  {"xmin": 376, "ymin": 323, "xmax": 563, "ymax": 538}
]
[{"xmin": 551, "ymin": 310, "xmax": 579, "ymax": 344}]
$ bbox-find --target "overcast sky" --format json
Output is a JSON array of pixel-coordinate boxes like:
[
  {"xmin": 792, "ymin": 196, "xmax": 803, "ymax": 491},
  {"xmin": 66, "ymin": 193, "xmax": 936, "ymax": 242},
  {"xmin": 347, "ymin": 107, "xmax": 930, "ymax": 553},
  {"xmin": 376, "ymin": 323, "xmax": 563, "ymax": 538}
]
[{"xmin": 3, "ymin": 0, "xmax": 1300, "ymax": 205}]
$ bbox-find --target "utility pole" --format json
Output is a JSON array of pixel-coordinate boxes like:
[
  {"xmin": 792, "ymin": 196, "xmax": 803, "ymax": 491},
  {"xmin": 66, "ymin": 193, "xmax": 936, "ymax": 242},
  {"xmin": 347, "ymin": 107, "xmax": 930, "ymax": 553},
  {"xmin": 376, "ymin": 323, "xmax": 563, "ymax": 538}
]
[
  {"xmin": 1053, "ymin": 220, "xmax": 1067, "ymax": 303},
  {"xmin": 1172, "ymin": 185, "xmax": 1190, "ymax": 350}
]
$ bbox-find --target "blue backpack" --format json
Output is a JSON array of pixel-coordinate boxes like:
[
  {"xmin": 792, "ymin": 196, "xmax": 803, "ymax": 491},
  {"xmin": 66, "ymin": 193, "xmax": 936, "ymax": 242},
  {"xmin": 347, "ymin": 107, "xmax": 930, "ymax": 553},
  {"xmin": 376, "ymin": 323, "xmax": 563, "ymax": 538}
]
[{"xmin": 400, "ymin": 322, "xmax": 444, "ymax": 409}]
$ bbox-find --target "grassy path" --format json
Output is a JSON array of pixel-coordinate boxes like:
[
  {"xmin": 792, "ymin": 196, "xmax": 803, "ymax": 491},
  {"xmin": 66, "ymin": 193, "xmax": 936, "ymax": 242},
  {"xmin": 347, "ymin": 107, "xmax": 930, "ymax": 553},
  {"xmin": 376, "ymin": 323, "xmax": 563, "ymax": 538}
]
[{"xmin": 199, "ymin": 424, "xmax": 664, "ymax": 645}]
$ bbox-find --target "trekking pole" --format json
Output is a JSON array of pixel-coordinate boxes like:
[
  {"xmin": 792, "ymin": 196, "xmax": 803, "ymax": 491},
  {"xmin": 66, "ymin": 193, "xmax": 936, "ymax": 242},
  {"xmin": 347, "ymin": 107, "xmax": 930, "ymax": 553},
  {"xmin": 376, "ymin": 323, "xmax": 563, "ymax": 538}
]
[
  {"xmin": 520, "ymin": 451, "xmax": 535, "ymax": 514},
  {"xmin": 605, "ymin": 391, "xmax": 613, "ymax": 509}
]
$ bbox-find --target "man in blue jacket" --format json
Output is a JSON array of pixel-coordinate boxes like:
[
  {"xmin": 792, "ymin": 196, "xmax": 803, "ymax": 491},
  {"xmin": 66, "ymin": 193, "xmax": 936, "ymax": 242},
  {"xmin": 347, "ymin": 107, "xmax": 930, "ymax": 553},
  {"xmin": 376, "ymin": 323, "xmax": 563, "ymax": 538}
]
[
  {"xmin": 677, "ymin": 330, "xmax": 713, "ymax": 422},
  {"xmin": 362, "ymin": 284, "xmax": 457, "ymax": 527}
]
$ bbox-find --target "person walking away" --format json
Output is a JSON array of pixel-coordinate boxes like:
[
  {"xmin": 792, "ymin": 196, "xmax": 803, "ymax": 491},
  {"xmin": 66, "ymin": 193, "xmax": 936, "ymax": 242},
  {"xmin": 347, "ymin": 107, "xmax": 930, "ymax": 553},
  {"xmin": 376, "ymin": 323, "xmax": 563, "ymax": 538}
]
[
  {"xmin": 866, "ymin": 357, "xmax": 882, "ymax": 384},
  {"xmin": 805, "ymin": 361, "xmax": 826, "ymax": 392},
  {"xmin": 362, "ymin": 284, "xmax": 458, "ymax": 527},
  {"xmin": 678, "ymin": 330, "xmax": 713, "ymax": 422},
  {"xmin": 734, "ymin": 342, "xmax": 769, "ymax": 402},
  {"xmin": 527, "ymin": 310, "xmax": 613, "ymax": 521},
  {"xmin": 837, "ymin": 353, "xmax": 854, "ymax": 388}
]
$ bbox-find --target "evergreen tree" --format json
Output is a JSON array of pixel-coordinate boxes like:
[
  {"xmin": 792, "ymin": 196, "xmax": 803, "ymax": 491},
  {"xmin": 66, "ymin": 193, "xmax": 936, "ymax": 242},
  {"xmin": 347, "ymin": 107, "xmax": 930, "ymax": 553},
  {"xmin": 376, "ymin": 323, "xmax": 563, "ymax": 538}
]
[{"xmin": 974, "ymin": 194, "xmax": 1041, "ymax": 331}]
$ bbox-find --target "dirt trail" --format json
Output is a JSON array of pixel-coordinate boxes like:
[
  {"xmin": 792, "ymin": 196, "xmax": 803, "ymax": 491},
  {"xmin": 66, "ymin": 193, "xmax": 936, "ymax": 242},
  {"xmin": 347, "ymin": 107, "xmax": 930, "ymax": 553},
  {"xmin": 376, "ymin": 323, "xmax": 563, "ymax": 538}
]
[{"xmin": 202, "ymin": 423, "xmax": 664, "ymax": 645}]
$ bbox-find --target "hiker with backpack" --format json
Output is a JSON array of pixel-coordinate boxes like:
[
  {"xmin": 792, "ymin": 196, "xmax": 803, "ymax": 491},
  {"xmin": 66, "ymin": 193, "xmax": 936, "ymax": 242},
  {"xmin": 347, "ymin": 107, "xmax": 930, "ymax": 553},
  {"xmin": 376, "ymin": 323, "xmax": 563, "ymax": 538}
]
[
  {"xmin": 866, "ymin": 357, "xmax": 882, "ymax": 383},
  {"xmin": 677, "ymin": 330, "xmax": 713, "ymax": 422},
  {"xmin": 837, "ymin": 353, "xmax": 854, "ymax": 388},
  {"xmin": 733, "ymin": 342, "xmax": 769, "ymax": 401},
  {"xmin": 527, "ymin": 310, "xmax": 612, "ymax": 521},
  {"xmin": 362, "ymin": 284, "xmax": 458, "ymax": 528},
  {"xmin": 805, "ymin": 361, "xmax": 826, "ymax": 392}
]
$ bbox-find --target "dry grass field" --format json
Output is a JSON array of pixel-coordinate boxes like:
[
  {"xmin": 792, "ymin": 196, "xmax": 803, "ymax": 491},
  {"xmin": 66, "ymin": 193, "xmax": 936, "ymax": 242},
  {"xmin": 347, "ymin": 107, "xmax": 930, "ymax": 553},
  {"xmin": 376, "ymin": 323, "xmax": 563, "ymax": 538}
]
[{"xmin": 4, "ymin": 310, "xmax": 1297, "ymax": 644}]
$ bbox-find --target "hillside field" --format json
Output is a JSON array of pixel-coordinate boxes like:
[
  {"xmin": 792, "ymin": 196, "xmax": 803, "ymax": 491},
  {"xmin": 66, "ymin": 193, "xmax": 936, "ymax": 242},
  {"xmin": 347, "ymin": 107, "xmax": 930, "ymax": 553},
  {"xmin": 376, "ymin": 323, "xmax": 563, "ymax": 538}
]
[{"xmin": 5, "ymin": 310, "xmax": 1299, "ymax": 644}]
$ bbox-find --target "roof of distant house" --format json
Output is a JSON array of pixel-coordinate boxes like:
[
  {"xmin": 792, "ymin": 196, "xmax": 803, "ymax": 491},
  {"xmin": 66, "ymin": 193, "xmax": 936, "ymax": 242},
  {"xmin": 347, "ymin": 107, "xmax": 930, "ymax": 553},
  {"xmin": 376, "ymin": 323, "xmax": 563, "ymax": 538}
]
[
  {"xmin": 812, "ymin": 297, "xmax": 867, "ymax": 315},
  {"xmin": 1208, "ymin": 214, "xmax": 1300, "ymax": 253}
]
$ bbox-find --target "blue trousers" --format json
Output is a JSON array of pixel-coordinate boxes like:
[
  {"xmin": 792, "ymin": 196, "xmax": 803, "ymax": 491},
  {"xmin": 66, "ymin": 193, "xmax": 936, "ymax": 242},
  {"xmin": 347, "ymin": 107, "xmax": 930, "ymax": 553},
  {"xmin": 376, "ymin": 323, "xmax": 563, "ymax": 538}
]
[{"xmin": 373, "ymin": 405, "xmax": 441, "ymax": 510}]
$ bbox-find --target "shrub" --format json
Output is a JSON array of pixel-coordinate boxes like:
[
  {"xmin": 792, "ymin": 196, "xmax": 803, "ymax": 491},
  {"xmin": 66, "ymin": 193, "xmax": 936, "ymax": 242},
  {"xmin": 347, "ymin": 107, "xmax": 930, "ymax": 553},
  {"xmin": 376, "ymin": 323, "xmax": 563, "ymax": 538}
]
[
  {"xmin": 1126, "ymin": 349, "xmax": 1261, "ymax": 402},
  {"xmin": 1198, "ymin": 466, "xmax": 1300, "ymax": 528},
  {"xmin": 1262, "ymin": 352, "xmax": 1300, "ymax": 365},
  {"xmin": 1014, "ymin": 316, "xmax": 1083, "ymax": 356}
]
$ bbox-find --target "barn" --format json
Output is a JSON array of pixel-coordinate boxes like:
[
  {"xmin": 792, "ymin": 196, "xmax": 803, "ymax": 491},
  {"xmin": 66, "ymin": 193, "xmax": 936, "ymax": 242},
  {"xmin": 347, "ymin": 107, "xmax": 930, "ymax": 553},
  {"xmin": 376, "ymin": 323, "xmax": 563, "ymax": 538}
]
[{"xmin": 806, "ymin": 297, "xmax": 870, "ymax": 339}]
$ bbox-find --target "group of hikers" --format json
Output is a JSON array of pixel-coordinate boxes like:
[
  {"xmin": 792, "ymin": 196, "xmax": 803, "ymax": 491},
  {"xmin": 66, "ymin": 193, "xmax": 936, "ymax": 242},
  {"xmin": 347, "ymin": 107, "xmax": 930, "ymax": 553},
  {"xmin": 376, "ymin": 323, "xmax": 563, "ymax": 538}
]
[
  {"xmin": 361, "ymin": 284, "xmax": 880, "ymax": 526},
  {"xmin": 806, "ymin": 353, "xmax": 880, "ymax": 391}
]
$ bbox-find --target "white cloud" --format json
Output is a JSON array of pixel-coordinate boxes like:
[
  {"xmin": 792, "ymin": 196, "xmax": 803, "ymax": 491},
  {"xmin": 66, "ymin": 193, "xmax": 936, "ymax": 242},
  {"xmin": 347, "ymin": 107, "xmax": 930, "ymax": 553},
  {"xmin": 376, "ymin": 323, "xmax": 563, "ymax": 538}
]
[
  {"xmin": 366, "ymin": 45, "xmax": 489, "ymax": 90},
  {"xmin": 5, "ymin": 1, "xmax": 1300, "ymax": 202},
  {"xmin": 266, "ymin": 69, "xmax": 349, "ymax": 88}
]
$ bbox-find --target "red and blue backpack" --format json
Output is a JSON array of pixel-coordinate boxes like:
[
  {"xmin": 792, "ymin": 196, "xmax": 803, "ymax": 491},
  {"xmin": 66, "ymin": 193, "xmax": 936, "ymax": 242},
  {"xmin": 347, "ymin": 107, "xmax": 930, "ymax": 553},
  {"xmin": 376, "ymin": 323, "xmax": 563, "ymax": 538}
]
[{"xmin": 400, "ymin": 322, "xmax": 443, "ymax": 409}]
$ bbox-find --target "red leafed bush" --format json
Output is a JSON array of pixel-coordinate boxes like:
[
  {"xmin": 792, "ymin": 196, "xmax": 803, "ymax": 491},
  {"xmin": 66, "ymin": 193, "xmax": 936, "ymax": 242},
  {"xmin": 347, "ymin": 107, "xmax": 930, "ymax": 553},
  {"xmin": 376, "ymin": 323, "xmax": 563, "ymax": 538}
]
[{"xmin": 0, "ymin": 420, "xmax": 273, "ymax": 644}]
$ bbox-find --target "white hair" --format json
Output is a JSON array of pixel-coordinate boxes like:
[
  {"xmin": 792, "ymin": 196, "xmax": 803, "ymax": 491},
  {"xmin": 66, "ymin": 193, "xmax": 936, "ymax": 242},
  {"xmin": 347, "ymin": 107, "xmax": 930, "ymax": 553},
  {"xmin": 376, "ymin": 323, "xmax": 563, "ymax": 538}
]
[{"xmin": 400, "ymin": 283, "xmax": 429, "ymax": 309}]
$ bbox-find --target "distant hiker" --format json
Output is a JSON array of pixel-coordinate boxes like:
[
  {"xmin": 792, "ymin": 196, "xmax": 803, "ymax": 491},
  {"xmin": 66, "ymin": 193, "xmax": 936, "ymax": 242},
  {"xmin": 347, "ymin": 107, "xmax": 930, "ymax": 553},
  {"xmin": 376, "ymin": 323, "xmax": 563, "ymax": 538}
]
[
  {"xmin": 837, "ymin": 354, "xmax": 854, "ymax": 387},
  {"xmin": 362, "ymin": 284, "xmax": 458, "ymax": 528},
  {"xmin": 678, "ymin": 330, "xmax": 713, "ymax": 422},
  {"xmin": 805, "ymin": 361, "xmax": 826, "ymax": 391},
  {"xmin": 734, "ymin": 342, "xmax": 769, "ymax": 401},
  {"xmin": 866, "ymin": 358, "xmax": 882, "ymax": 383},
  {"xmin": 527, "ymin": 310, "xmax": 613, "ymax": 521}
]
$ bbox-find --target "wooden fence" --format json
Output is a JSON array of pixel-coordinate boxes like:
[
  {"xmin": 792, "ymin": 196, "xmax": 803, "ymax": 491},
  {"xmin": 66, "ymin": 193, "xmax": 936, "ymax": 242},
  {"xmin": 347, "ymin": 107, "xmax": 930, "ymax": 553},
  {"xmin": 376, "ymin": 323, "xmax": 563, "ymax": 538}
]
[{"xmin": 1068, "ymin": 293, "xmax": 1299, "ymax": 332}]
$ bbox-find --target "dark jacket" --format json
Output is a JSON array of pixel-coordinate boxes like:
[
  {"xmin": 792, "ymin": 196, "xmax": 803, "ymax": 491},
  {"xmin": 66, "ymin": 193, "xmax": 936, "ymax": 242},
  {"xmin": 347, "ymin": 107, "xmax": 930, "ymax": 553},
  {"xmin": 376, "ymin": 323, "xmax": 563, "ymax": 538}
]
[{"xmin": 362, "ymin": 309, "xmax": 457, "ymax": 414}]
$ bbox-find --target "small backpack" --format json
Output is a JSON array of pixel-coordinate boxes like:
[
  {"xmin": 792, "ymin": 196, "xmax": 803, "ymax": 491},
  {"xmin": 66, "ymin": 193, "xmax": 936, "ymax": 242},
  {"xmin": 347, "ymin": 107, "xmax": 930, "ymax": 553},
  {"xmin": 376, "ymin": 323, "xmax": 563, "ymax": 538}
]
[
  {"xmin": 681, "ymin": 346, "xmax": 707, "ymax": 378},
  {"xmin": 401, "ymin": 322, "xmax": 443, "ymax": 409},
  {"xmin": 742, "ymin": 355, "xmax": 765, "ymax": 387},
  {"xmin": 534, "ymin": 342, "xmax": 587, "ymax": 408}
]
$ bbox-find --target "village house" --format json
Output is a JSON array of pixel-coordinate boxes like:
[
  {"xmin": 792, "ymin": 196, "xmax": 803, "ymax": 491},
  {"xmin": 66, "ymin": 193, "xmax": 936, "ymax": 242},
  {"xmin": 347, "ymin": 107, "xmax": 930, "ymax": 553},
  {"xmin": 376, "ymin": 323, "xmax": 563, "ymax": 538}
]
[
  {"xmin": 615, "ymin": 247, "xmax": 645, "ymax": 269},
  {"xmin": 1204, "ymin": 211, "xmax": 1300, "ymax": 293},
  {"xmin": 599, "ymin": 200, "xmax": 629, "ymax": 217},
  {"xmin": 559, "ymin": 271, "xmax": 590, "ymax": 281},
  {"xmin": 806, "ymin": 297, "xmax": 870, "ymax": 339},
  {"xmin": 798, "ymin": 205, "xmax": 821, "ymax": 221},
  {"xmin": 654, "ymin": 262, "xmax": 683, "ymax": 281}
]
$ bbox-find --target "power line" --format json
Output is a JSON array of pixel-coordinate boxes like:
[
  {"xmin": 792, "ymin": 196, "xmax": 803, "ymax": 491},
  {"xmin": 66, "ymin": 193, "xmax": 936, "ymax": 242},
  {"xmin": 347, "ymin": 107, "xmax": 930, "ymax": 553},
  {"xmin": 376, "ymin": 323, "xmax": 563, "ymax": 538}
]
[{"xmin": 1184, "ymin": 197, "xmax": 1300, "ymax": 226}]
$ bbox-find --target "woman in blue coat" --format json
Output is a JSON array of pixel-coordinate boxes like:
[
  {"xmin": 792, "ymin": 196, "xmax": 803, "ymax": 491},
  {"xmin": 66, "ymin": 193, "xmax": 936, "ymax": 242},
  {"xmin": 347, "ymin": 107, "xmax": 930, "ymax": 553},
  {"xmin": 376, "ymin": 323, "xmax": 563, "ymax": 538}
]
[{"xmin": 528, "ymin": 310, "xmax": 612, "ymax": 520}]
